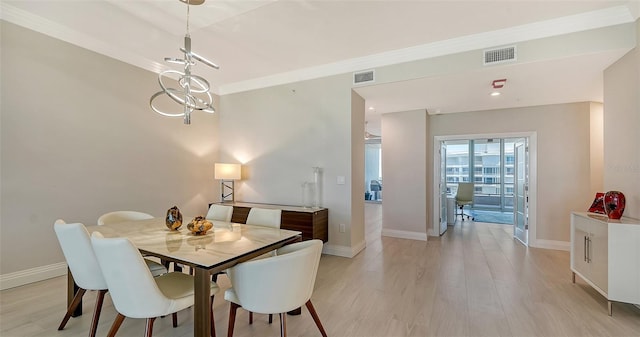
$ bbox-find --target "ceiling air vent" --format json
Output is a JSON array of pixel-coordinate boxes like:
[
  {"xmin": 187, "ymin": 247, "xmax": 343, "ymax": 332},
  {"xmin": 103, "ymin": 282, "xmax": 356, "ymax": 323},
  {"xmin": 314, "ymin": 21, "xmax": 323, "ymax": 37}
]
[
  {"xmin": 353, "ymin": 70, "xmax": 375, "ymax": 85},
  {"xmin": 484, "ymin": 46, "xmax": 516, "ymax": 65}
]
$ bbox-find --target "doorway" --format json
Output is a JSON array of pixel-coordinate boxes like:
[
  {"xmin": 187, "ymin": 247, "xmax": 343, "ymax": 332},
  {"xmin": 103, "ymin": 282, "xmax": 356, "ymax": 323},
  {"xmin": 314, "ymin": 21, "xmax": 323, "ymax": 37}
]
[
  {"xmin": 365, "ymin": 139, "xmax": 382, "ymax": 203},
  {"xmin": 433, "ymin": 132, "xmax": 537, "ymax": 246}
]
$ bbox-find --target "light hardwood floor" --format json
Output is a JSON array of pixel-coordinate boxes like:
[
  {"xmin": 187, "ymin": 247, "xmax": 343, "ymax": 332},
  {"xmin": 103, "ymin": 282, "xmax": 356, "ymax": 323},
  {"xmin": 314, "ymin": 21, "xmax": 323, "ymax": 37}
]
[{"xmin": 2, "ymin": 204, "xmax": 639, "ymax": 336}]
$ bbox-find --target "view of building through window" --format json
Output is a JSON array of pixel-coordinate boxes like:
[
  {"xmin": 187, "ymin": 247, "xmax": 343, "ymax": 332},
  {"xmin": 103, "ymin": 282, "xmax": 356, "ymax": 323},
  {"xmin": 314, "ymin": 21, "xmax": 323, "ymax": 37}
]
[
  {"xmin": 445, "ymin": 138, "xmax": 516, "ymax": 211},
  {"xmin": 365, "ymin": 141, "xmax": 382, "ymax": 201}
]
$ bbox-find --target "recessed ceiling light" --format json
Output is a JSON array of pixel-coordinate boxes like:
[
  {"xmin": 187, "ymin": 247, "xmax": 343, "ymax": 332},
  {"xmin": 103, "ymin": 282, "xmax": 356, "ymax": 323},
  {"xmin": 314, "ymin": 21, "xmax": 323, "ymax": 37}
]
[
  {"xmin": 369, "ymin": 107, "xmax": 375, "ymax": 110},
  {"xmin": 490, "ymin": 92, "xmax": 501, "ymax": 96}
]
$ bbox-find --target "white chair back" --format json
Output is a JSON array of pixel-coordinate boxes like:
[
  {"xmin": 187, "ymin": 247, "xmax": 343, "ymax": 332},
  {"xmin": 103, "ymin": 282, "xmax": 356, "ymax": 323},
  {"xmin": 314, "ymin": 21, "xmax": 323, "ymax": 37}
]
[
  {"xmin": 245, "ymin": 208, "xmax": 281, "ymax": 229},
  {"xmin": 206, "ymin": 204, "xmax": 233, "ymax": 222},
  {"xmin": 54, "ymin": 220, "xmax": 107, "ymax": 290},
  {"xmin": 97, "ymin": 211, "xmax": 154, "ymax": 226},
  {"xmin": 455, "ymin": 182, "xmax": 474, "ymax": 204},
  {"xmin": 226, "ymin": 240, "xmax": 322, "ymax": 314},
  {"xmin": 90, "ymin": 232, "xmax": 174, "ymax": 318}
]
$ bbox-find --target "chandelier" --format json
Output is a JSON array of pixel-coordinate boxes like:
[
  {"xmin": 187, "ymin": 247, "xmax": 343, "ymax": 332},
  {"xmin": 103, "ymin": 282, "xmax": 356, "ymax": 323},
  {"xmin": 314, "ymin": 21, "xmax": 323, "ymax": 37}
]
[{"xmin": 150, "ymin": 0, "xmax": 219, "ymax": 125}]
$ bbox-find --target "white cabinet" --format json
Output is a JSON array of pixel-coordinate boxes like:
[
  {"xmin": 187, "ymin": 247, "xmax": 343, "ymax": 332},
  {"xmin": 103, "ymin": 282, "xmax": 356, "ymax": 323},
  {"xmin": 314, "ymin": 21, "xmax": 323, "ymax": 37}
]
[
  {"xmin": 570, "ymin": 212, "xmax": 640, "ymax": 315},
  {"xmin": 446, "ymin": 197, "xmax": 456, "ymax": 224}
]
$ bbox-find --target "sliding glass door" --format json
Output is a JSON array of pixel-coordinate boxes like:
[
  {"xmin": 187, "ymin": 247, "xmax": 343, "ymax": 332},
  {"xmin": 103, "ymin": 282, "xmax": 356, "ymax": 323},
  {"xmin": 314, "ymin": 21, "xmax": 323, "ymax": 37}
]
[
  {"xmin": 473, "ymin": 139, "xmax": 501, "ymax": 209},
  {"xmin": 444, "ymin": 138, "xmax": 517, "ymax": 212}
]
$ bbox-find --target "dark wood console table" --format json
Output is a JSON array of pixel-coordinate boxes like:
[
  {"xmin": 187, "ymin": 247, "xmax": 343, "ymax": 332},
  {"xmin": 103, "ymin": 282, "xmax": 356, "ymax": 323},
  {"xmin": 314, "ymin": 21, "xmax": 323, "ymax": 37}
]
[{"xmin": 210, "ymin": 202, "xmax": 328, "ymax": 242}]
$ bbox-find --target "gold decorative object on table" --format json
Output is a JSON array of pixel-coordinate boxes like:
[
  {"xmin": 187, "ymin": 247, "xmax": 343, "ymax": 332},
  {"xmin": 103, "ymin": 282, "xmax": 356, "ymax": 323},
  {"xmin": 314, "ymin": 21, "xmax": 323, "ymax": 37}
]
[
  {"xmin": 187, "ymin": 216, "xmax": 213, "ymax": 235},
  {"xmin": 165, "ymin": 206, "xmax": 183, "ymax": 231}
]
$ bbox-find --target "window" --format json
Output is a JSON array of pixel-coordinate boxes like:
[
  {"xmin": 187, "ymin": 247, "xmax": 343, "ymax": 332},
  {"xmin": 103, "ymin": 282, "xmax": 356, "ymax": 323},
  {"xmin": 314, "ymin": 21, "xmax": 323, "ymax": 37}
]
[
  {"xmin": 445, "ymin": 138, "xmax": 520, "ymax": 211},
  {"xmin": 484, "ymin": 177, "xmax": 499, "ymax": 184},
  {"xmin": 483, "ymin": 167, "xmax": 499, "ymax": 174}
]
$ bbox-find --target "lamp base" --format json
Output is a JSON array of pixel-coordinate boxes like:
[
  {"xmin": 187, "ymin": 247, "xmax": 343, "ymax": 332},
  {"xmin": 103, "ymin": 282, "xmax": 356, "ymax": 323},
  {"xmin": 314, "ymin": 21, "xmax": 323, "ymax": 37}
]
[{"xmin": 221, "ymin": 180, "xmax": 235, "ymax": 203}]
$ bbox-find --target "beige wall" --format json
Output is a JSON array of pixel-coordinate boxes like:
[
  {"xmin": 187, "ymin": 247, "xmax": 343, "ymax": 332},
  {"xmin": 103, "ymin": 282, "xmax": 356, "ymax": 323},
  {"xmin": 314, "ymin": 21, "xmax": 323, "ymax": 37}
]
[
  {"xmin": 217, "ymin": 74, "xmax": 365, "ymax": 256},
  {"xmin": 350, "ymin": 91, "xmax": 366, "ymax": 249},
  {"xmin": 428, "ymin": 103, "xmax": 596, "ymax": 243},
  {"xmin": 381, "ymin": 110, "xmax": 428, "ymax": 240},
  {"xmin": 603, "ymin": 19, "xmax": 640, "ymax": 220},
  {"xmin": 589, "ymin": 102, "xmax": 604, "ymax": 196},
  {"xmin": 1, "ymin": 22, "xmax": 218, "ymax": 275}
]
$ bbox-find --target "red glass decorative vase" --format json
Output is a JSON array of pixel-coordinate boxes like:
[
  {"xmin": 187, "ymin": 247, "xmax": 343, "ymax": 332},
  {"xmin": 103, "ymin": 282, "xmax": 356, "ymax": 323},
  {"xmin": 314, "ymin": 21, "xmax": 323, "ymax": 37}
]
[{"xmin": 603, "ymin": 191, "xmax": 625, "ymax": 220}]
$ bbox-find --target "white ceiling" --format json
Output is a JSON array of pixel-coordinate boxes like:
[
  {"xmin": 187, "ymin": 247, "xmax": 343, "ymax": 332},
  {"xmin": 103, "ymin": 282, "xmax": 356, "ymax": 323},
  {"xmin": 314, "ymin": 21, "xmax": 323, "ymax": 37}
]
[{"xmin": 2, "ymin": 1, "xmax": 639, "ymax": 135}]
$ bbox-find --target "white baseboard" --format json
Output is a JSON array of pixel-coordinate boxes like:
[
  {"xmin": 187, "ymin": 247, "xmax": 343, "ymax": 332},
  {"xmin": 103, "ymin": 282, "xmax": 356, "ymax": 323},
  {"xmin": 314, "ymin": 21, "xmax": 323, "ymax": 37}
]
[
  {"xmin": 322, "ymin": 239, "xmax": 366, "ymax": 258},
  {"xmin": 0, "ymin": 262, "xmax": 67, "ymax": 290},
  {"xmin": 381, "ymin": 228, "xmax": 428, "ymax": 241},
  {"xmin": 530, "ymin": 239, "xmax": 570, "ymax": 251}
]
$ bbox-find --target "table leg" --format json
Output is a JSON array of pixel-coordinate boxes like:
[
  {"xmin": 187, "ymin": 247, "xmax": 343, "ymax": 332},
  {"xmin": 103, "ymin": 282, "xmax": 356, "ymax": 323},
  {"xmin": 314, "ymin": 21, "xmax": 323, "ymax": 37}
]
[
  {"xmin": 194, "ymin": 267, "xmax": 211, "ymax": 337},
  {"xmin": 67, "ymin": 267, "xmax": 82, "ymax": 317}
]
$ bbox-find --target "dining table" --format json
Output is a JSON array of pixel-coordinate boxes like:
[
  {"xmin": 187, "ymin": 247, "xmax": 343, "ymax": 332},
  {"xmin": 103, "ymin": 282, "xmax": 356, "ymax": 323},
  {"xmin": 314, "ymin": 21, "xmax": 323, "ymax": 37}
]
[{"xmin": 75, "ymin": 217, "xmax": 302, "ymax": 337}]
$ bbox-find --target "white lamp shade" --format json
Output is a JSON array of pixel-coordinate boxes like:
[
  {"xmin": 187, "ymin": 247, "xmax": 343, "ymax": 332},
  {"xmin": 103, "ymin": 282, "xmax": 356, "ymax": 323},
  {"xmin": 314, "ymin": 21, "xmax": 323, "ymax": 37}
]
[{"xmin": 215, "ymin": 163, "xmax": 241, "ymax": 180}]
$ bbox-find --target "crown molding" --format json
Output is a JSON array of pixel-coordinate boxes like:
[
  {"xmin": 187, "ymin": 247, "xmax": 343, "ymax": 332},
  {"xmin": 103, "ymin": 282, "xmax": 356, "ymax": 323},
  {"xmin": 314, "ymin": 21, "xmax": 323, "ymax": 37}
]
[
  {"xmin": 0, "ymin": 2, "xmax": 165, "ymax": 74},
  {"xmin": 219, "ymin": 5, "xmax": 635, "ymax": 95},
  {"xmin": 1, "ymin": 2, "xmax": 634, "ymax": 97}
]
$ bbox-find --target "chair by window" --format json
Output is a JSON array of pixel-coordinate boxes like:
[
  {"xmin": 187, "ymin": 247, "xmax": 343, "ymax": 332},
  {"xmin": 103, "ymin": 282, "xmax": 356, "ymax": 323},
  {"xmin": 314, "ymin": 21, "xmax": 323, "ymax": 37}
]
[
  {"xmin": 206, "ymin": 204, "xmax": 233, "ymax": 222},
  {"xmin": 455, "ymin": 182, "xmax": 475, "ymax": 221},
  {"xmin": 245, "ymin": 208, "xmax": 281, "ymax": 229},
  {"xmin": 90, "ymin": 232, "xmax": 220, "ymax": 337},
  {"xmin": 225, "ymin": 240, "xmax": 327, "ymax": 337},
  {"xmin": 370, "ymin": 180, "xmax": 382, "ymax": 200},
  {"xmin": 53, "ymin": 220, "xmax": 108, "ymax": 337},
  {"xmin": 97, "ymin": 211, "xmax": 167, "ymax": 277}
]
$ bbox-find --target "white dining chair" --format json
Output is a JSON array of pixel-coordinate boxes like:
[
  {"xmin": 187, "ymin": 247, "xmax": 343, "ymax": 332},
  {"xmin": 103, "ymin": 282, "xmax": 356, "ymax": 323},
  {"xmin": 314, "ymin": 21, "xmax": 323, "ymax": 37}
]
[
  {"xmin": 53, "ymin": 220, "xmax": 109, "ymax": 337},
  {"xmin": 91, "ymin": 232, "xmax": 220, "ymax": 337},
  {"xmin": 225, "ymin": 240, "xmax": 327, "ymax": 337},
  {"xmin": 241, "ymin": 207, "xmax": 284, "ymax": 322},
  {"xmin": 97, "ymin": 211, "xmax": 167, "ymax": 277},
  {"xmin": 206, "ymin": 204, "xmax": 234, "ymax": 222},
  {"xmin": 204, "ymin": 204, "xmax": 235, "ymax": 281},
  {"xmin": 245, "ymin": 208, "xmax": 281, "ymax": 229},
  {"xmin": 97, "ymin": 210, "xmax": 155, "ymax": 225}
]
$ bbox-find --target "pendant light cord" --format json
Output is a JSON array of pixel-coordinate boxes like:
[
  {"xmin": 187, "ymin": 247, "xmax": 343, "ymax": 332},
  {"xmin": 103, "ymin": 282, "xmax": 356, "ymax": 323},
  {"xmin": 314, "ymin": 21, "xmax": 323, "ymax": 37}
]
[{"xmin": 186, "ymin": 0, "xmax": 190, "ymax": 36}]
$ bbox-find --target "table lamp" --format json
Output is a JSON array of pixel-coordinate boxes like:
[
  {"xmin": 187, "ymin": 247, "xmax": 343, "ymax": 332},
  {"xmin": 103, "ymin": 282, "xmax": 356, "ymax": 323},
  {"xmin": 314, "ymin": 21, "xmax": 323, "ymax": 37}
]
[{"xmin": 215, "ymin": 163, "xmax": 241, "ymax": 203}]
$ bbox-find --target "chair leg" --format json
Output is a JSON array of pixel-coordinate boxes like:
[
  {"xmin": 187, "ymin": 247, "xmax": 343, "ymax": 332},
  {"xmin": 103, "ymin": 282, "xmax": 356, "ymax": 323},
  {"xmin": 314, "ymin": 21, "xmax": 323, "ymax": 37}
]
[
  {"xmin": 144, "ymin": 317, "xmax": 156, "ymax": 337},
  {"xmin": 227, "ymin": 302, "xmax": 239, "ymax": 337},
  {"xmin": 172, "ymin": 312, "xmax": 178, "ymax": 328},
  {"xmin": 210, "ymin": 295, "xmax": 216, "ymax": 337},
  {"xmin": 305, "ymin": 300, "xmax": 328, "ymax": 337},
  {"xmin": 107, "ymin": 313, "xmax": 126, "ymax": 337},
  {"xmin": 279, "ymin": 313, "xmax": 287, "ymax": 337},
  {"xmin": 248, "ymin": 311, "xmax": 271, "ymax": 325},
  {"xmin": 89, "ymin": 290, "xmax": 107, "ymax": 337},
  {"xmin": 58, "ymin": 287, "xmax": 86, "ymax": 330}
]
